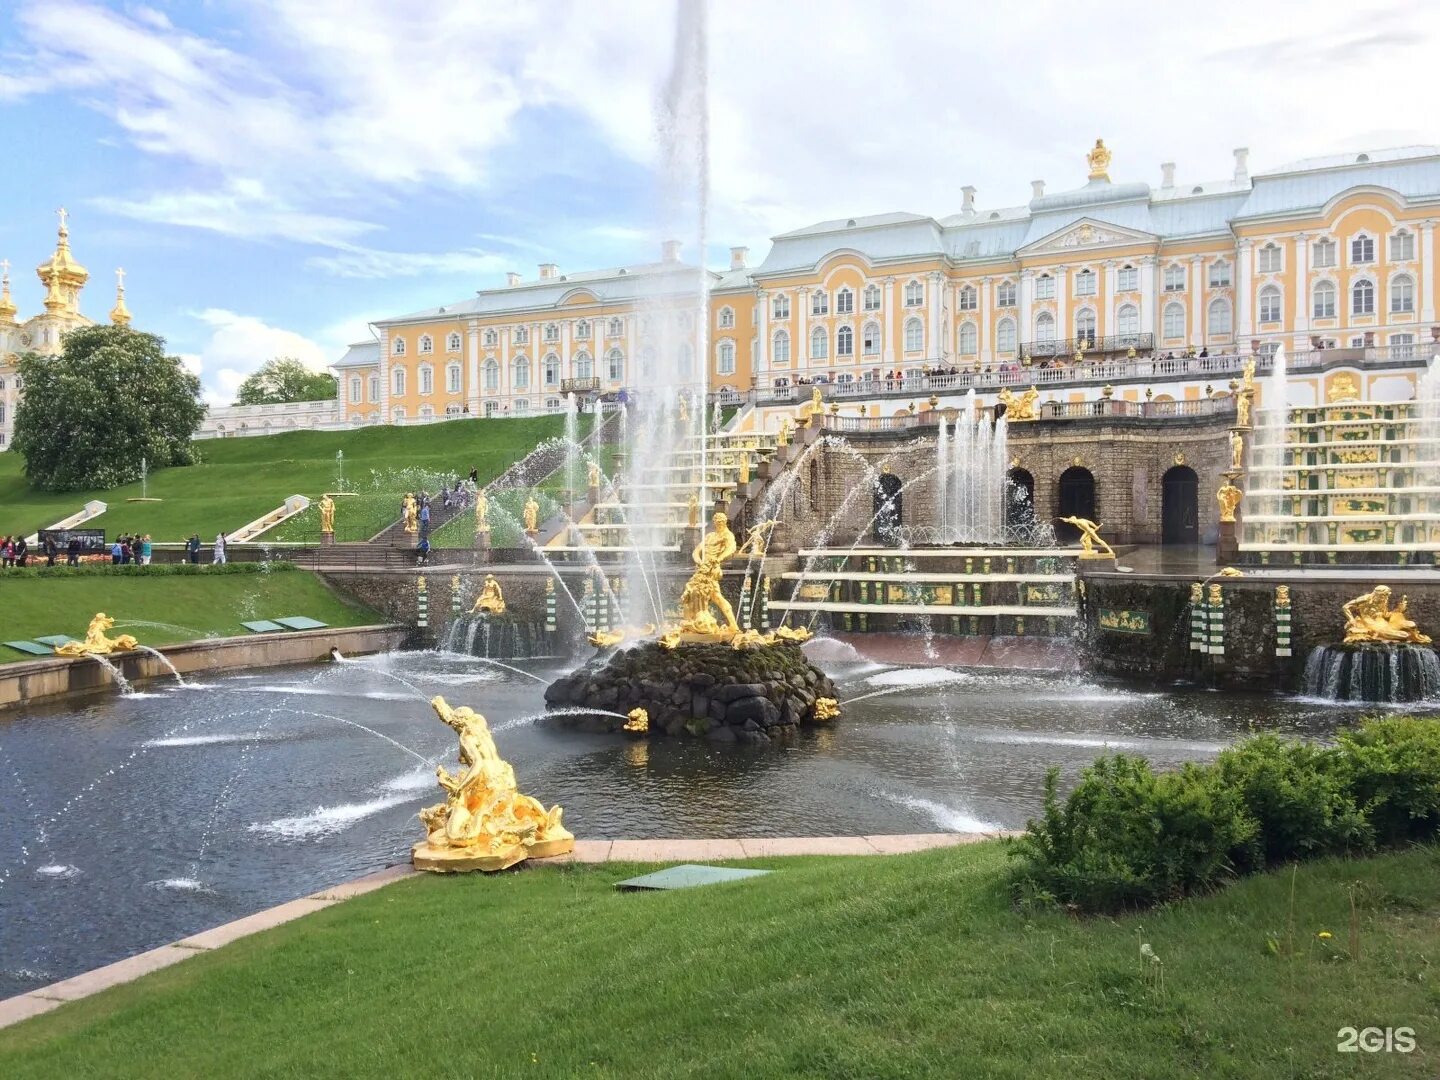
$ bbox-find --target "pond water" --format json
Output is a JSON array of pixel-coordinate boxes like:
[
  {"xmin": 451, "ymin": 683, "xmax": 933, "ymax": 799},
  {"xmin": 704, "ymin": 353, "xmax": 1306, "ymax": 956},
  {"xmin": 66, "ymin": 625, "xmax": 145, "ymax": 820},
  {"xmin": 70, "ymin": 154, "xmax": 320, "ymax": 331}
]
[{"xmin": 0, "ymin": 647, "xmax": 1405, "ymax": 998}]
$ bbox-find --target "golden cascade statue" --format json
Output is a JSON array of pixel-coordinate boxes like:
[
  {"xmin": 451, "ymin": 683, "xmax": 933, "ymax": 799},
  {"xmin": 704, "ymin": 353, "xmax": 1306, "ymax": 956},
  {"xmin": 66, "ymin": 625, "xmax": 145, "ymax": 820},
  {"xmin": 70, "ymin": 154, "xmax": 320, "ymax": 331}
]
[
  {"xmin": 318, "ymin": 494, "xmax": 336, "ymax": 535},
  {"xmin": 1341, "ymin": 585, "xmax": 1432, "ymax": 645},
  {"xmin": 402, "ymin": 493, "xmax": 419, "ymax": 534},
  {"xmin": 1059, "ymin": 516, "xmax": 1116, "ymax": 560},
  {"xmin": 523, "ymin": 496, "xmax": 540, "ymax": 534},
  {"xmin": 413, "ymin": 696, "xmax": 573, "ymax": 872},
  {"xmin": 471, "ymin": 574, "xmax": 506, "ymax": 615},
  {"xmin": 56, "ymin": 613, "xmax": 138, "ymax": 656},
  {"xmin": 473, "ymin": 492, "xmax": 490, "ymax": 534}
]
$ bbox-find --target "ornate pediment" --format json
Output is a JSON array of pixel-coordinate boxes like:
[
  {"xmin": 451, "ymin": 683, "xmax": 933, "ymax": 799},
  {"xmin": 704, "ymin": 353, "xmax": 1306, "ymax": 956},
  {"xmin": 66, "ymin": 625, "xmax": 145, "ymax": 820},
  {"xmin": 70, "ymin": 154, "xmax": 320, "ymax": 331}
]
[{"xmin": 1021, "ymin": 217, "xmax": 1157, "ymax": 256}]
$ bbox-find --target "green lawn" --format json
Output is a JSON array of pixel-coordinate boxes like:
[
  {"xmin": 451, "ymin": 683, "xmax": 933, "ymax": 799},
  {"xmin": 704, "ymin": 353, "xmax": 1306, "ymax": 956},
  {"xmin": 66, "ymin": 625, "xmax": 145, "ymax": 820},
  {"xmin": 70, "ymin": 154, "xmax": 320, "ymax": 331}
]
[
  {"xmin": 1, "ymin": 843, "xmax": 1435, "ymax": 1077},
  {"xmin": 0, "ymin": 415, "xmax": 588, "ymax": 545},
  {"xmin": 0, "ymin": 569, "xmax": 380, "ymax": 654}
]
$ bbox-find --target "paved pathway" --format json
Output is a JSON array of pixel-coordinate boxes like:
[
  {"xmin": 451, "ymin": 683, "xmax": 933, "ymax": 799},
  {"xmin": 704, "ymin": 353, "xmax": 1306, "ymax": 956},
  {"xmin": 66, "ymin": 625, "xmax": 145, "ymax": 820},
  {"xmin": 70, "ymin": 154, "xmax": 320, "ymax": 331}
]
[{"xmin": 0, "ymin": 832, "xmax": 1004, "ymax": 1031}]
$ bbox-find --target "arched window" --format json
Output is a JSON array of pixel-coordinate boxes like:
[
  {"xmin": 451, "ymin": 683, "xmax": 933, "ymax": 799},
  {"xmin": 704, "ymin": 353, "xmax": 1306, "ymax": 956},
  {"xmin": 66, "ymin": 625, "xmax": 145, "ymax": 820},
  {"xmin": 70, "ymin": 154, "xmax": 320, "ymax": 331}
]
[
  {"xmin": 1390, "ymin": 274, "xmax": 1415, "ymax": 314},
  {"xmin": 484, "ymin": 359, "xmax": 499, "ymax": 391},
  {"xmin": 368, "ymin": 375, "xmax": 379, "ymax": 401},
  {"xmin": 419, "ymin": 364, "xmax": 434, "ymax": 395},
  {"xmin": 717, "ymin": 340, "xmax": 736, "ymax": 373},
  {"xmin": 418, "ymin": 335, "xmax": 433, "ymax": 354},
  {"xmin": 544, "ymin": 323, "xmax": 559, "ymax": 343},
  {"xmin": 959, "ymin": 321, "xmax": 979, "ymax": 354},
  {"xmin": 1258, "ymin": 285, "xmax": 1282, "ymax": 323},
  {"xmin": 446, "ymin": 332, "xmax": 461, "ymax": 352},
  {"xmin": 1075, "ymin": 308, "xmax": 1096, "ymax": 345},
  {"xmin": 1033, "ymin": 274, "xmax": 1055, "ymax": 300},
  {"xmin": 546, "ymin": 396, "xmax": 563, "ymax": 413},
  {"xmin": 606, "ymin": 348, "xmax": 624, "ymax": 381},
  {"xmin": 1163, "ymin": 302, "xmax": 1185, "ymax": 338},
  {"xmin": 772, "ymin": 329, "xmax": 791, "ymax": 365},
  {"xmin": 1313, "ymin": 281, "xmax": 1336, "ymax": 319},
  {"xmin": 512, "ymin": 356, "xmax": 530, "ymax": 388},
  {"xmin": 392, "ymin": 368, "xmax": 406, "ymax": 396},
  {"xmin": 995, "ymin": 281, "xmax": 1016, "ymax": 307},
  {"xmin": 1116, "ymin": 303, "xmax": 1138, "ymax": 337},
  {"xmin": 1352, "ymin": 279, "xmax": 1375, "ymax": 316},
  {"xmin": 772, "ymin": 294, "xmax": 789, "ymax": 319},
  {"xmin": 392, "ymin": 337, "xmax": 406, "ymax": 356},
  {"xmin": 1312, "ymin": 237, "xmax": 1336, "ymax": 268},
  {"xmin": 1207, "ymin": 297, "xmax": 1232, "ymax": 336},
  {"xmin": 1351, "ymin": 234, "xmax": 1375, "ymax": 264},
  {"xmin": 543, "ymin": 354, "xmax": 560, "ymax": 385},
  {"xmin": 862, "ymin": 321, "xmax": 880, "ymax": 355},
  {"xmin": 811, "ymin": 290, "xmax": 829, "ymax": 316},
  {"xmin": 514, "ymin": 399, "xmax": 530, "ymax": 415},
  {"xmin": 958, "ymin": 283, "xmax": 978, "ymax": 310},
  {"xmin": 718, "ymin": 306, "xmax": 735, "ymax": 328},
  {"xmin": 810, "ymin": 327, "xmax": 828, "ymax": 359},
  {"xmin": 482, "ymin": 328, "xmax": 498, "ymax": 347},
  {"xmin": 835, "ymin": 288, "xmax": 854, "ymax": 315},
  {"xmin": 904, "ymin": 317, "xmax": 924, "ymax": 353},
  {"xmin": 996, "ymin": 317, "xmax": 1016, "ymax": 353},
  {"xmin": 836, "ymin": 326, "xmax": 853, "ymax": 356},
  {"xmin": 446, "ymin": 363, "xmax": 462, "ymax": 393},
  {"xmin": 1391, "ymin": 230, "xmax": 1415, "ymax": 261},
  {"xmin": 575, "ymin": 319, "xmax": 590, "ymax": 340},
  {"xmin": 1258, "ymin": 242, "xmax": 1282, "ymax": 273},
  {"xmin": 904, "ymin": 280, "xmax": 924, "ymax": 307},
  {"xmin": 863, "ymin": 284, "xmax": 881, "ymax": 311},
  {"xmin": 607, "ymin": 317, "xmax": 623, "ymax": 338},
  {"xmin": 349, "ymin": 377, "xmax": 361, "ymax": 403},
  {"xmin": 574, "ymin": 351, "xmax": 593, "ymax": 380},
  {"xmin": 1074, "ymin": 269, "xmax": 1096, "ymax": 296},
  {"xmin": 1034, "ymin": 311, "xmax": 1055, "ymax": 343}
]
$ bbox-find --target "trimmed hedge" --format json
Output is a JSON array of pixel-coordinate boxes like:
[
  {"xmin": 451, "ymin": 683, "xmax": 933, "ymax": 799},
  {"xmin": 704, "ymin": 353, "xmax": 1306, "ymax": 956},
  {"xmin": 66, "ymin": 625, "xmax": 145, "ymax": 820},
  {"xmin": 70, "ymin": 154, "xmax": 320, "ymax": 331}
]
[
  {"xmin": 1011, "ymin": 717, "xmax": 1440, "ymax": 913},
  {"xmin": 0, "ymin": 561, "xmax": 298, "ymax": 579}
]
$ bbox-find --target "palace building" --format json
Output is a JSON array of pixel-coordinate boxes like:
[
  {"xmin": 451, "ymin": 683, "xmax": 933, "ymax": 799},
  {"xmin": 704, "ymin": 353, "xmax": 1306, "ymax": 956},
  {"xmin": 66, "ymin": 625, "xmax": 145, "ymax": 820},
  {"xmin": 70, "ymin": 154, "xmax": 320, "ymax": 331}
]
[
  {"xmin": 0, "ymin": 211, "xmax": 133, "ymax": 449},
  {"xmin": 340, "ymin": 141, "xmax": 1440, "ymax": 426}
]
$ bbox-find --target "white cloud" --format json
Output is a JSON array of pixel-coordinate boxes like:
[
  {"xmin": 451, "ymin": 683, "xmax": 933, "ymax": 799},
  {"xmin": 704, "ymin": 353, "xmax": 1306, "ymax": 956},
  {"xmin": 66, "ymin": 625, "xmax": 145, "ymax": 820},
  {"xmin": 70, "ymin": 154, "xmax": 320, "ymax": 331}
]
[
  {"xmin": 185, "ymin": 308, "xmax": 335, "ymax": 405},
  {"xmin": 305, "ymin": 246, "xmax": 509, "ymax": 280}
]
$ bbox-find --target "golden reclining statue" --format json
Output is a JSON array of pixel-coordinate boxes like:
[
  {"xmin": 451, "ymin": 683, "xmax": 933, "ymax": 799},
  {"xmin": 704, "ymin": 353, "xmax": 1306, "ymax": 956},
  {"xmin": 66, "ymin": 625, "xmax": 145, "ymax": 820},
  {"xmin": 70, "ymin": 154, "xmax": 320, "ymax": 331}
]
[{"xmin": 1342, "ymin": 585, "xmax": 1432, "ymax": 646}]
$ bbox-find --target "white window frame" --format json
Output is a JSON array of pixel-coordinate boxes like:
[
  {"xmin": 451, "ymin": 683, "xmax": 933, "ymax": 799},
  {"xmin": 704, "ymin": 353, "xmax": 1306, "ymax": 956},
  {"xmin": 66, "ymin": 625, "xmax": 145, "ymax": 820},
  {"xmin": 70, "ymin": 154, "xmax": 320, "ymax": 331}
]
[
  {"xmin": 717, "ymin": 340, "xmax": 736, "ymax": 374},
  {"xmin": 1258, "ymin": 285, "xmax": 1283, "ymax": 323},
  {"xmin": 810, "ymin": 327, "xmax": 828, "ymax": 359},
  {"xmin": 1257, "ymin": 243, "xmax": 1282, "ymax": 273},
  {"xmin": 1162, "ymin": 302, "xmax": 1185, "ymax": 338},
  {"xmin": 995, "ymin": 281, "xmax": 1016, "ymax": 307},
  {"xmin": 1074, "ymin": 269, "xmax": 1097, "ymax": 297},
  {"xmin": 1116, "ymin": 303, "xmax": 1138, "ymax": 337},
  {"xmin": 836, "ymin": 325, "xmax": 854, "ymax": 356},
  {"xmin": 1163, "ymin": 264, "xmax": 1186, "ymax": 292},
  {"xmin": 484, "ymin": 359, "xmax": 499, "ymax": 391},
  {"xmin": 1352, "ymin": 278, "xmax": 1375, "ymax": 316},
  {"xmin": 1312, "ymin": 237, "xmax": 1336, "ymax": 268},
  {"xmin": 1351, "ymin": 234, "xmax": 1375, "ymax": 265},
  {"xmin": 1207, "ymin": 297, "xmax": 1232, "ymax": 337},
  {"xmin": 959, "ymin": 321, "xmax": 979, "ymax": 354},
  {"xmin": 418, "ymin": 335, "xmax": 433, "ymax": 354},
  {"xmin": 835, "ymin": 288, "xmax": 854, "ymax": 315},
  {"xmin": 513, "ymin": 356, "xmax": 531, "ymax": 388},
  {"xmin": 863, "ymin": 284, "xmax": 881, "ymax": 311},
  {"xmin": 995, "ymin": 317, "xmax": 1016, "ymax": 353},
  {"xmin": 772, "ymin": 329, "xmax": 791, "ymax": 365},
  {"xmin": 418, "ymin": 364, "xmax": 434, "ymax": 395},
  {"xmin": 1312, "ymin": 281, "xmax": 1337, "ymax": 319},
  {"xmin": 392, "ymin": 368, "xmax": 406, "ymax": 396},
  {"xmin": 903, "ymin": 280, "xmax": 924, "ymax": 307},
  {"xmin": 958, "ymin": 283, "xmax": 979, "ymax": 309},
  {"xmin": 392, "ymin": 337, "xmax": 406, "ymax": 356},
  {"xmin": 811, "ymin": 290, "xmax": 829, "ymax": 316},
  {"xmin": 446, "ymin": 363, "xmax": 462, "ymax": 394},
  {"xmin": 772, "ymin": 294, "xmax": 790, "ymax": 320},
  {"xmin": 606, "ymin": 349, "xmax": 624, "ymax": 382},
  {"xmin": 1116, "ymin": 266, "xmax": 1138, "ymax": 292},
  {"xmin": 543, "ymin": 355, "xmax": 560, "ymax": 385},
  {"xmin": 1207, "ymin": 261, "xmax": 1231, "ymax": 288},
  {"xmin": 1034, "ymin": 274, "xmax": 1055, "ymax": 301},
  {"xmin": 1390, "ymin": 230, "xmax": 1415, "ymax": 262},
  {"xmin": 1389, "ymin": 275, "xmax": 1413, "ymax": 314},
  {"xmin": 718, "ymin": 306, "xmax": 735, "ymax": 329},
  {"xmin": 862, "ymin": 321, "xmax": 880, "ymax": 355}
]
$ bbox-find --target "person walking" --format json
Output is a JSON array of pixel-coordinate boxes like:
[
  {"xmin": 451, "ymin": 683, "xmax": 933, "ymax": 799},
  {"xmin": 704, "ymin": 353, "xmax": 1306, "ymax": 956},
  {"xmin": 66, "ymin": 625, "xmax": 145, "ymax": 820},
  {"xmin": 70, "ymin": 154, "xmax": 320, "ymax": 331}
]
[
  {"xmin": 419, "ymin": 496, "xmax": 431, "ymax": 539},
  {"xmin": 213, "ymin": 532, "xmax": 227, "ymax": 565},
  {"xmin": 14, "ymin": 536, "xmax": 27, "ymax": 568},
  {"xmin": 140, "ymin": 535, "xmax": 153, "ymax": 565},
  {"xmin": 66, "ymin": 536, "xmax": 81, "ymax": 567},
  {"xmin": 110, "ymin": 538, "xmax": 123, "ymax": 565},
  {"xmin": 43, "ymin": 535, "xmax": 57, "ymax": 567},
  {"xmin": 186, "ymin": 533, "xmax": 201, "ymax": 564}
]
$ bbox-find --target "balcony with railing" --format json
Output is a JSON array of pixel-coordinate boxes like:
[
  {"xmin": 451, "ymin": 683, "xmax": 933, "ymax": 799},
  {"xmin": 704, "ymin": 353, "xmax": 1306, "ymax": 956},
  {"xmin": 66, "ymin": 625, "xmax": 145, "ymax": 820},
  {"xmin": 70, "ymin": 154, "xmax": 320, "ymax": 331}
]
[
  {"xmin": 1018, "ymin": 332, "xmax": 1154, "ymax": 359},
  {"xmin": 561, "ymin": 377, "xmax": 602, "ymax": 395},
  {"xmin": 814, "ymin": 393, "xmax": 1237, "ymax": 434}
]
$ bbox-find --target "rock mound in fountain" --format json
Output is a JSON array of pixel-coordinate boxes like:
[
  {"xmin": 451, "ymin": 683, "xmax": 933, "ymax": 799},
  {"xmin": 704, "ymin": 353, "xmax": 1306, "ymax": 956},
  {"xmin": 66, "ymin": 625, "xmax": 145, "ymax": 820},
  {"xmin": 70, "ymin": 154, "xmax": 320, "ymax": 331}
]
[{"xmin": 544, "ymin": 641, "xmax": 839, "ymax": 744}]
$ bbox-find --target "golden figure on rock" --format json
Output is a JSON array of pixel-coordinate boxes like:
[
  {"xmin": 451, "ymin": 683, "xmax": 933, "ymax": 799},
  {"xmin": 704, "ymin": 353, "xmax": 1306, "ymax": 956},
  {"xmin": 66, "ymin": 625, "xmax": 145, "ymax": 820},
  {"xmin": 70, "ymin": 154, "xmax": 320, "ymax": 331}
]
[
  {"xmin": 677, "ymin": 512, "xmax": 741, "ymax": 637},
  {"xmin": 472, "ymin": 574, "xmax": 506, "ymax": 615},
  {"xmin": 474, "ymin": 493, "xmax": 490, "ymax": 534},
  {"xmin": 523, "ymin": 497, "xmax": 540, "ymax": 534},
  {"xmin": 1341, "ymin": 585, "xmax": 1432, "ymax": 645},
  {"xmin": 56, "ymin": 613, "xmax": 138, "ymax": 656},
  {"xmin": 402, "ymin": 493, "xmax": 419, "ymax": 534},
  {"xmin": 319, "ymin": 494, "xmax": 336, "ymax": 535},
  {"xmin": 812, "ymin": 697, "xmax": 840, "ymax": 722},
  {"xmin": 1217, "ymin": 479, "xmax": 1243, "ymax": 523},
  {"xmin": 623, "ymin": 708, "xmax": 649, "ymax": 733},
  {"xmin": 414, "ymin": 696, "xmax": 573, "ymax": 873},
  {"xmin": 997, "ymin": 386, "xmax": 1040, "ymax": 421},
  {"xmin": 1060, "ymin": 517, "xmax": 1116, "ymax": 560}
]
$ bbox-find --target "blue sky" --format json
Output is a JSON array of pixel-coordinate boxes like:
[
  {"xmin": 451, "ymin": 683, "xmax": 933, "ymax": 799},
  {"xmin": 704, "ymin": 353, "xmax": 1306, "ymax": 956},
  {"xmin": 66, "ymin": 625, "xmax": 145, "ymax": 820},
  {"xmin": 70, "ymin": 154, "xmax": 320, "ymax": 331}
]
[{"xmin": 0, "ymin": 0, "xmax": 1433, "ymax": 403}]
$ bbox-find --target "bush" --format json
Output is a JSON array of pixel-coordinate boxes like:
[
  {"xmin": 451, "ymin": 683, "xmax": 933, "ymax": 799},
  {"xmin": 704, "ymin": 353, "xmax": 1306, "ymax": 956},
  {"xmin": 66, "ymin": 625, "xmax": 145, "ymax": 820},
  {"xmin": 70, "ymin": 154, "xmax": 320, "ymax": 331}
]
[
  {"xmin": 1214, "ymin": 735, "xmax": 1372, "ymax": 870},
  {"xmin": 1011, "ymin": 756, "xmax": 1257, "ymax": 913},
  {"xmin": 1012, "ymin": 718, "xmax": 1440, "ymax": 914},
  {"xmin": 1338, "ymin": 718, "xmax": 1440, "ymax": 843}
]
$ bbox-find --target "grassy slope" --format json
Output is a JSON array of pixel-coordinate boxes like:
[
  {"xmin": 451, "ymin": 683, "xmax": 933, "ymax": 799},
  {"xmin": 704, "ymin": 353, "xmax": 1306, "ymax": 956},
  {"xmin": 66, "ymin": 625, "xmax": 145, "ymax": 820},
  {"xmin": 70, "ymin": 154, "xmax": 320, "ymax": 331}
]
[
  {"xmin": 0, "ymin": 415, "xmax": 579, "ymax": 544},
  {"xmin": 0, "ymin": 571, "xmax": 379, "ymax": 651},
  {"xmin": 1, "ymin": 844, "xmax": 1436, "ymax": 1078}
]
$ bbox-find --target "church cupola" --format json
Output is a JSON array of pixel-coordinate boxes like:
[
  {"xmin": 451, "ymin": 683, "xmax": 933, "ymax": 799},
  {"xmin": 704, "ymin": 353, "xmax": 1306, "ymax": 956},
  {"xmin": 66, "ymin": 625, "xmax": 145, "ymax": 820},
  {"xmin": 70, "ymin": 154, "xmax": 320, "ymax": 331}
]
[
  {"xmin": 109, "ymin": 267, "xmax": 132, "ymax": 327},
  {"xmin": 0, "ymin": 259, "xmax": 17, "ymax": 326},
  {"xmin": 35, "ymin": 207, "xmax": 89, "ymax": 314}
]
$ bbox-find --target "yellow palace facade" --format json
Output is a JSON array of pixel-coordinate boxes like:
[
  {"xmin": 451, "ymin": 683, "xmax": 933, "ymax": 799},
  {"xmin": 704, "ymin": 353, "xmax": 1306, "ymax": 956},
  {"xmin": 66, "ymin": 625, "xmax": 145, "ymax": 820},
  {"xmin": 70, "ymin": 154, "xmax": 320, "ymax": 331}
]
[{"xmin": 338, "ymin": 142, "xmax": 1440, "ymax": 423}]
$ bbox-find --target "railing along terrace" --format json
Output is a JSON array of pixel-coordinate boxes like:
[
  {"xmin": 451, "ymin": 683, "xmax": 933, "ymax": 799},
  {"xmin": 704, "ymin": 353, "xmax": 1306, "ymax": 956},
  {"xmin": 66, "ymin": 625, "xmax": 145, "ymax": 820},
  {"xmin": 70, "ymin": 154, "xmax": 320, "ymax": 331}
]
[
  {"xmin": 1019, "ymin": 333, "xmax": 1155, "ymax": 358},
  {"xmin": 562, "ymin": 377, "xmax": 602, "ymax": 394},
  {"xmin": 814, "ymin": 394, "xmax": 1236, "ymax": 433}
]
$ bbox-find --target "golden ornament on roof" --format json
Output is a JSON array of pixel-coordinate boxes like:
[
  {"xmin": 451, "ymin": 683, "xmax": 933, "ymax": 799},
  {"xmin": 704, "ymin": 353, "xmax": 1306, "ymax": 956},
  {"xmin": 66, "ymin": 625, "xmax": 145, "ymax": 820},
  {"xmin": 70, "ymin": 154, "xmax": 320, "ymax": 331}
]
[{"xmin": 1087, "ymin": 139, "xmax": 1112, "ymax": 181}]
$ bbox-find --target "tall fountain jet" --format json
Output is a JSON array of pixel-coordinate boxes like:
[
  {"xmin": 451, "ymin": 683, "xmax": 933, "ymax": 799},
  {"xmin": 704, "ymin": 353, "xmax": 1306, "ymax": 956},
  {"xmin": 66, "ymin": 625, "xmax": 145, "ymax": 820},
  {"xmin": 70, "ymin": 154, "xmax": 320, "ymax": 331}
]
[{"xmin": 935, "ymin": 394, "xmax": 1009, "ymax": 544}]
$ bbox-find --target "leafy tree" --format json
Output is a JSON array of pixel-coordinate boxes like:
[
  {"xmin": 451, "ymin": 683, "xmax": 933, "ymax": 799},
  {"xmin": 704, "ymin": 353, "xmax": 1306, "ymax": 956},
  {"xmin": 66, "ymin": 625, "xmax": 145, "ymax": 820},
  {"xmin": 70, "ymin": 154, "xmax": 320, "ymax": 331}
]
[
  {"xmin": 235, "ymin": 356, "xmax": 338, "ymax": 405},
  {"xmin": 12, "ymin": 325, "xmax": 205, "ymax": 491}
]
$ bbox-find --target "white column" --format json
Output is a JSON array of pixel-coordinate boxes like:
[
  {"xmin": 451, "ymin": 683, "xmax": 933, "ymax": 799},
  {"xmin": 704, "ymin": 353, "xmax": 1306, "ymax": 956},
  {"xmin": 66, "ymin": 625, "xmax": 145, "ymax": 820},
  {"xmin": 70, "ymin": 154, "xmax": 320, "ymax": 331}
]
[
  {"xmin": 1293, "ymin": 233, "xmax": 1310, "ymax": 344},
  {"xmin": 1139, "ymin": 256, "xmax": 1156, "ymax": 341},
  {"xmin": 499, "ymin": 329, "xmax": 510, "ymax": 410},
  {"xmin": 978, "ymin": 278, "xmax": 993, "ymax": 364},
  {"xmin": 1054, "ymin": 267, "xmax": 1069, "ymax": 347},
  {"xmin": 625, "ymin": 314, "xmax": 636, "ymax": 389},
  {"xmin": 1189, "ymin": 256, "xmax": 1203, "ymax": 345},
  {"xmin": 1421, "ymin": 220, "xmax": 1436, "ymax": 323},
  {"xmin": 926, "ymin": 271, "xmax": 943, "ymax": 365},
  {"xmin": 1018, "ymin": 270, "xmax": 1033, "ymax": 350},
  {"xmin": 466, "ymin": 323, "xmax": 481, "ymax": 414},
  {"xmin": 797, "ymin": 288, "xmax": 810, "ymax": 371},
  {"xmin": 1236, "ymin": 240, "xmax": 1254, "ymax": 340},
  {"xmin": 755, "ymin": 289, "xmax": 769, "ymax": 386},
  {"xmin": 378, "ymin": 329, "xmax": 390, "ymax": 419},
  {"xmin": 1104, "ymin": 261, "xmax": 1117, "ymax": 335},
  {"xmin": 882, "ymin": 279, "xmax": 895, "ymax": 364}
]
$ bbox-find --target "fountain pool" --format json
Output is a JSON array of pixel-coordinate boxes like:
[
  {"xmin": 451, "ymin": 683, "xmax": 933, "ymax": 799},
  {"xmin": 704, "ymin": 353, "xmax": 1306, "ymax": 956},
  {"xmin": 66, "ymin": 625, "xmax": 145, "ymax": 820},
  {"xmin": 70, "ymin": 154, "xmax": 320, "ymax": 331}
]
[{"xmin": 0, "ymin": 648, "xmax": 1406, "ymax": 998}]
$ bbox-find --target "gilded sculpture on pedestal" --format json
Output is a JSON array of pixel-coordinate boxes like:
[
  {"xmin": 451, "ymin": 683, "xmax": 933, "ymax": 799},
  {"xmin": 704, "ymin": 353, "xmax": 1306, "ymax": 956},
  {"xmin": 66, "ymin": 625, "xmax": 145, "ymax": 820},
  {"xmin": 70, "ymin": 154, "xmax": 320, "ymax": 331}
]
[
  {"xmin": 1236, "ymin": 390, "xmax": 1252, "ymax": 428},
  {"xmin": 777, "ymin": 417, "xmax": 792, "ymax": 447},
  {"xmin": 474, "ymin": 492, "xmax": 490, "ymax": 534},
  {"xmin": 319, "ymin": 494, "xmax": 336, "ymax": 535},
  {"xmin": 413, "ymin": 697, "xmax": 573, "ymax": 872},
  {"xmin": 402, "ymin": 493, "xmax": 419, "ymax": 534},
  {"xmin": 1242, "ymin": 358, "xmax": 1256, "ymax": 392},
  {"xmin": 659, "ymin": 513, "xmax": 777, "ymax": 647},
  {"xmin": 1217, "ymin": 479, "xmax": 1243, "ymax": 523},
  {"xmin": 472, "ymin": 574, "xmax": 506, "ymax": 615},
  {"xmin": 1087, "ymin": 138, "xmax": 1112, "ymax": 180},
  {"xmin": 588, "ymin": 461, "xmax": 602, "ymax": 488},
  {"xmin": 738, "ymin": 453, "xmax": 751, "ymax": 485},
  {"xmin": 997, "ymin": 385, "xmax": 1040, "ymax": 421},
  {"xmin": 523, "ymin": 496, "xmax": 540, "ymax": 534},
  {"xmin": 1230, "ymin": 430, "xmax": 1245, "ymax": 471},
  {"xmin": 687, "ymin": 492, "xmax": 700, "ymax": 527},
  {"xmin": 678, "ymin": 396, "xmax": 689, "ymax": 423},
  {"xmin": 56, "ymin": 613, "xmax": 138, "ymax": 656},
  {"xmin": 1275, "ymin": 585, "xmax": 1291, "ymax": 608},
  {"xmin": 1190, "ymin": 582, "xmax": 1204, "ymax": 604},
  {"xmin": 1341, "ymin": 585, "xmax": 1432, "ymax": 645},
  {"xmin": 1059, "ymin": 516, "xmax": 1116, "ymax": 560}
]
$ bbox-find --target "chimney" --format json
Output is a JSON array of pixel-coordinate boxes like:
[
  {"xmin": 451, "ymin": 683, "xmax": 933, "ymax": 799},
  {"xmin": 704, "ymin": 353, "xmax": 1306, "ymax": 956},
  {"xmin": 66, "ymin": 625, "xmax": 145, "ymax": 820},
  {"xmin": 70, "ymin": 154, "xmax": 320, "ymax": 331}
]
[
  {"xmin": 505, "ymin": 271, "xmax": 522, "ymax": 287},
  {"xmin": 1160, "ymin": 162, "xmax": 1175, "ymax": 189},
  {"xmin": 1233, "ymin": 147, "xmax": 1249, "ymax": 182},
  {"xmin": 729, "ymin": 246, "xmax": 748, "ymax": 271},
  {"xmin": 1030, "ymin": 179, "xmax": 1045, "ymax": 199},
  {"xmin": 960, "ymin": 186, "xmax": 976, "ymax": 215},
  {"xmin": 661, "ymin": 239, "xmax": 682, "ymax": 262},
  {"xmin": 538, "ymin": 263, "xmax": 558, "ymax": 280}
]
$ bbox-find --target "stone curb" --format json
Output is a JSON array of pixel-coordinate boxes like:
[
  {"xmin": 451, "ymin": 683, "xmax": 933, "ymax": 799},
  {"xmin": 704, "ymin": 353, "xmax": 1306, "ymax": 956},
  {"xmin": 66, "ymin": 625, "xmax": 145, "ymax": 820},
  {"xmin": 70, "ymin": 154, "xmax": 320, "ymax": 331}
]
[{"xmin": 0, "ymin": 833, "xmax": 1012, "ymax": 1031}]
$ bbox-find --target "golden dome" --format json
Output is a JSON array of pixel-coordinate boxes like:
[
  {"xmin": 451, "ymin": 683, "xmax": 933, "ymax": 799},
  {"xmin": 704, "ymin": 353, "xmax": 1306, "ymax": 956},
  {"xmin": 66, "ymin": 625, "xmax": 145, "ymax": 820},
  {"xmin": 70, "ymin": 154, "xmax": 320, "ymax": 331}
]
[
  {"xmin": 109, "ymin": 267, "xmax": 132, "ymax": 327},
  {"xmin": 35, "ymin": 208, "xmax": 89, "ymax": 311}
]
